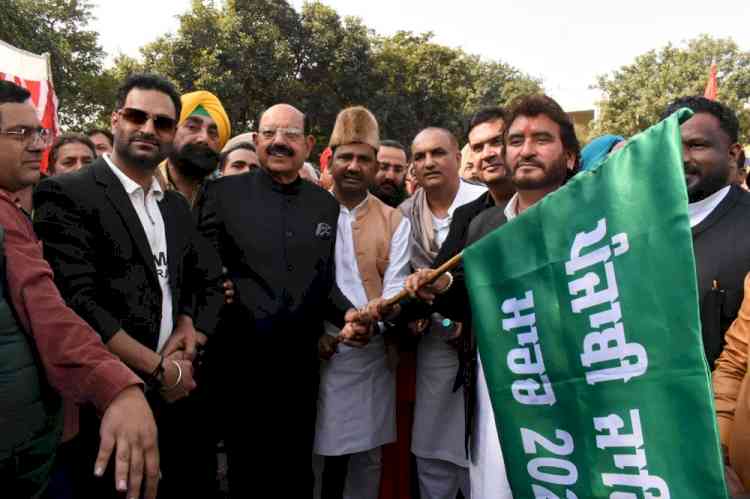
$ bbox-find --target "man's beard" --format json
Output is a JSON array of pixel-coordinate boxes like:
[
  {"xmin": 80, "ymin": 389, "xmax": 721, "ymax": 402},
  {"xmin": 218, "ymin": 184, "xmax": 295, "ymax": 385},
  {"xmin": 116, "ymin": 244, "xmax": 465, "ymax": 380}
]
[
  {"xmin": 685, "ymin": 162, "xmax": 731, "ymax": 203},
  {"xmin": 169, "ymin": 143, "xmax": 220, "ymax": 181},
  {"xmin": 370, "ymin": 180, "xmax": 407, "ymax": 207},
  {"xmin": 115, "ymin": 133, "xmax": 167, "ymax": 171},
  {"xmin": 511, "ymin": 156, "xmax": 568, "ymax": 191}
]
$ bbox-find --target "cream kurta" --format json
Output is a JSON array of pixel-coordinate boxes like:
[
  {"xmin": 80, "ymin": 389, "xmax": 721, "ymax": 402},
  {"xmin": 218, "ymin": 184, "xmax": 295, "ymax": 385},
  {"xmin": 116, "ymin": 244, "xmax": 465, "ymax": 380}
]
[{"xmin": 314, "ymin": 199, "xmax": 411, "ymax": 456}]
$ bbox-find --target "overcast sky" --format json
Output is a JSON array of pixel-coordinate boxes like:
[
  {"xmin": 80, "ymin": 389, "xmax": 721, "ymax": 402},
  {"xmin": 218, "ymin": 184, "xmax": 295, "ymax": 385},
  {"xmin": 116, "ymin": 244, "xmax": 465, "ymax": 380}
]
[{"xmin": 91, "ymin": 0, "xmax": 750, "ymax": 111}]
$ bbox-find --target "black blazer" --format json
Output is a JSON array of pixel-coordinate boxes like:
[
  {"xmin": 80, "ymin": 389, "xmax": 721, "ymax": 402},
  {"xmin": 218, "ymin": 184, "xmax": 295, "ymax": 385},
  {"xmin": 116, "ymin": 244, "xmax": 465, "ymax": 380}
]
[
  {"xmin": 693, "ymin": 185, "xmax": 750, "ymax": 368},
  {"xmin": 33, "ymin": 159, "xmax": 224, "ymax": 351},
  {"xmin": 431, "ymin": 192, "xmax": 498, "ymax": 320},
  {"xmin": 195, "ymin": 168, "xmax": 352, "ymax": 355}
]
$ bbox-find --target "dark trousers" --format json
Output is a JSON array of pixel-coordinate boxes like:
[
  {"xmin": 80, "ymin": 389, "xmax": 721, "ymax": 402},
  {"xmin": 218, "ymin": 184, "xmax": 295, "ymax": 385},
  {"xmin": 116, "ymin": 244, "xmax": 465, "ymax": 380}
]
[
  {"xmin": 41, "ymin": 436, "xmax": 86, "ymax": 499},
  {"xmin": 220, "ymin": 366, "xmax": 319, "ymax": 498},
  {"xmin": 69, "ymin": 386, "xmax": 218, "ymax": 499},
  {"xmin": 321, "ymin": 454, "xmax": 351, "ymax": 499}
]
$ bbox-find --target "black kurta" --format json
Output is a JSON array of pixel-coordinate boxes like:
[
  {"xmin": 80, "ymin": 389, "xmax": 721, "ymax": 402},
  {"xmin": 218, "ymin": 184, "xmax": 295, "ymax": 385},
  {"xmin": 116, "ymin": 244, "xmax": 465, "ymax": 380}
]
[{"xmin": 196, "ymin": 167, "xmax": 352, "ymax": 495}]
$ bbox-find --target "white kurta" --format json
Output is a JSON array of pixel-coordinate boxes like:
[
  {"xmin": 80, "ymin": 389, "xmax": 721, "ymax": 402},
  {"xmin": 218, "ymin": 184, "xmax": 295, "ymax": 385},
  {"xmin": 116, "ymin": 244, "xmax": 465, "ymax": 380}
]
[
  {"xmin": 466, "ymin": 195, "xmax": 516, "ymax": 498},
  {"xmin": 470, "ymin": 356, "xmax": 513, "ymax": 498},
  {"xmin": 314, "ymin": 199, "xmax": 412, "ymax": 456},
  {"xmin": 412, "ymin": 180, "xmax": 487, "ymax": 467}
]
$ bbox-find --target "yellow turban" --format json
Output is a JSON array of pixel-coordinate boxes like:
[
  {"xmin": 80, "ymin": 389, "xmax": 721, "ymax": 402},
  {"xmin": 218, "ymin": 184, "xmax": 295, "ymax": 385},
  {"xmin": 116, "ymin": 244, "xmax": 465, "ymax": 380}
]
[{"xmin": 179, "ymin": 90, "xmax": 231, "ymax": 149}]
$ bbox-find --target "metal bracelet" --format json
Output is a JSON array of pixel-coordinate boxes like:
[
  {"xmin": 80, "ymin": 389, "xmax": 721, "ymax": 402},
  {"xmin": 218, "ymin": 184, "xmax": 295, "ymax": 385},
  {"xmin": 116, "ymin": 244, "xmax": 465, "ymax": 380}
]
[
  {"xmin": 160, "ymin": 360, "xmax": 183, "ymax": 391},
  {"xmin": 435, "ymin": 271, "xmax": 454, "ymax": 294}
]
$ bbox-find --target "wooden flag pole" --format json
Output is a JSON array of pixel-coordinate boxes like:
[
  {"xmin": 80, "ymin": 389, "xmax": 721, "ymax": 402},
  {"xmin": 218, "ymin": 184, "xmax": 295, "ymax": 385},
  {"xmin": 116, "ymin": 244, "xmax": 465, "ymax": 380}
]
[
  {"xmin": 382, "ymin": 250, "xmax": 464, "ymax": 308},
  {"xmin": 333, "ymin": 251, "xmax": 466, "ymax": 347}
]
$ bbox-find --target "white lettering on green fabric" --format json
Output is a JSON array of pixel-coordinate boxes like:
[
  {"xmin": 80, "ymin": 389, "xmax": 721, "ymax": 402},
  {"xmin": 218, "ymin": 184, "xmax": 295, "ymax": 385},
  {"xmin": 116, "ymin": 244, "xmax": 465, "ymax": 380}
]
[
  {"xmin": 501, "ymin": 291, "xmax": 556, "ymax": 406},
  {"xmin": 594, "ymin": 409, "xmax": 670, "ymax": 498},
  {"xmin": 565, "ymin": 218, "xmax": 647, "ymax": 385},
  {"xmin": 521, "ymin": 427, "xmax": 580, "ymax": 498}
]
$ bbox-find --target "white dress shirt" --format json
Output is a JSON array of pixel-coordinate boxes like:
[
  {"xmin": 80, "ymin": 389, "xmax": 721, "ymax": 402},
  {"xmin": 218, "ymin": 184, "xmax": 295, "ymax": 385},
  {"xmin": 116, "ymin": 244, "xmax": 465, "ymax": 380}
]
[
  {"xmin": 104, "ymin": 154, "xmax": 174, "ymax": 352},
  {"xmin": 688, "ymin": 185, "xmax": 730, "ymax": 228}
]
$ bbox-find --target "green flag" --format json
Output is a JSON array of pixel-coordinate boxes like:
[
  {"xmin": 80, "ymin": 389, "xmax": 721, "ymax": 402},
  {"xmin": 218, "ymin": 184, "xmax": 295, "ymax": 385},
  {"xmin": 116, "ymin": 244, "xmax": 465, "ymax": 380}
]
[{"xmin": 464, "ymin": 109, "xmax": 727, "ymax": 499}]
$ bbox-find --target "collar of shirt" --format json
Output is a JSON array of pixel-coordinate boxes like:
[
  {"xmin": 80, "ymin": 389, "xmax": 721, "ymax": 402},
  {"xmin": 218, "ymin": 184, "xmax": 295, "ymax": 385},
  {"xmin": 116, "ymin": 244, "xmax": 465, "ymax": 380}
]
[
  {"xmin": 104, "ymin": 153, "xmax": 164, "ymax": 201},
  {"xmin": 688, "ymin": 185, "xmax": 730, "ymax": 228},
  {"xmin": 442, "ymin": 180, "xmax": 487, "ymax": 220},
  {"xmin": 0, "ymin": 188, "xmax": 20, "ymax": 209},
  {"xmin": 338, "ymin": 194, "xmax": 369, "ymax": 217},
  {"xmin": 158, "ymin": 161, "xmax": 177, "ymax": 191},
  {"xmin": 504, "ymin": 192, "xmax": 519, "ymax": 221},
  {"xmin": 258, "ymin": 165, "xmax": 303, "ymax": 195}
]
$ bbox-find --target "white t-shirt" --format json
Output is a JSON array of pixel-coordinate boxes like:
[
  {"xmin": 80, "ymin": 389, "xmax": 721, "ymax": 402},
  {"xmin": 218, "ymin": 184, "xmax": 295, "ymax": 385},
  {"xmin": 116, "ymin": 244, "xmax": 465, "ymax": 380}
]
[{"xmin": 104, "ymin": 154, "xmax": 174, "ymax": 352}]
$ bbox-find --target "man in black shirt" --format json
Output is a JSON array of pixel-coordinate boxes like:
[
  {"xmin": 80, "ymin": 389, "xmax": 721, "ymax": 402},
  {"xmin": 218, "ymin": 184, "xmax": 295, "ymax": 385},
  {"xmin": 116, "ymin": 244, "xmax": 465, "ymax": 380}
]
[{"xmin": 196, "ymin": 103, "xmax": 372, "ymax": 496}]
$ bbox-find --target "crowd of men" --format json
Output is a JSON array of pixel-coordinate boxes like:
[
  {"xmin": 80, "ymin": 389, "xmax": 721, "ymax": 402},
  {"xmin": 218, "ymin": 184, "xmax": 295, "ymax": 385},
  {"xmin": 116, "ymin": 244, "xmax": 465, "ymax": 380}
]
[{"xmin": 1, "ymin": 69, "xmax": 750, "ymax": 499}]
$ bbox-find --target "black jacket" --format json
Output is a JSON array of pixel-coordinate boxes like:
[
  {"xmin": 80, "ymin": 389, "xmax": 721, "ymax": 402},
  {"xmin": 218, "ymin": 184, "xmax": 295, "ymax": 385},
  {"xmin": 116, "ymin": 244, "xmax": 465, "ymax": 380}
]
[
  {"xmin": 33, "ymin": 159, "xmax": 224, "ymax": 351},
  {"xmin": 432, "ymin": 192, "xmax": 498, "ymax": 320},
  {"xmin": 195, "ymin": 168, "xmax": 352, "ymax": 358},
  {"xmin": 693, "ymin": 185, "xmax": 750, "ymax": 368}
]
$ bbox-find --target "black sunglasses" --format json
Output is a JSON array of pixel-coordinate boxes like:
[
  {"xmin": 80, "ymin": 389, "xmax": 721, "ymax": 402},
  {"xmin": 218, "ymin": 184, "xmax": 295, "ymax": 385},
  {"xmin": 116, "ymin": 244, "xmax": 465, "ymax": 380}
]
[{"xmin": 118, "ymin": 107, "xmax": 176, "ymax": 133}]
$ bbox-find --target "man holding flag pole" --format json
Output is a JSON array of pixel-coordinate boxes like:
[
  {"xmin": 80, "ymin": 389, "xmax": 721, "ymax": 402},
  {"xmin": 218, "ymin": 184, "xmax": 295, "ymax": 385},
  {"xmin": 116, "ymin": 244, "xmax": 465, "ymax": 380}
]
[
  {"xmin": 396, "ymin": 92, "xmax": 729, "ymax": 497},
  {"xmin": 405, "ymin": 94, "xmax": 580, "ymax": 498}
]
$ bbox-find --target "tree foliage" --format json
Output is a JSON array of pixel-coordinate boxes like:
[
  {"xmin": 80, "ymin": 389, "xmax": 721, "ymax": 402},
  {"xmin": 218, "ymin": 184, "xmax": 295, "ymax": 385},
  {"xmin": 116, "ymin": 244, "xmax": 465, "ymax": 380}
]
[
  {"xmin": 112, "ymin": 0, "xmax": 541, "ymax": 151},
  {"xmin": 0, "ymin": 0, "xmax": 114, "ymax": 129},
  {"xmin": 591, "ymin": 35, "xmax": 750, "ymax": 143}
]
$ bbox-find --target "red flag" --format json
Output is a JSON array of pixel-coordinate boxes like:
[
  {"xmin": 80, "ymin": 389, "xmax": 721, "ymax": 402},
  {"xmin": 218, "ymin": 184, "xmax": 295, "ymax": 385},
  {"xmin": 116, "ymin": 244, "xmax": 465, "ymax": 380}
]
[
  {"xmin": 704, "ymin": 63, "xmax": 718, "ymax": 101},
  {"xmin": 0, "ymin": 40, "xmax": 60, "ymax": 172},
  {"xmin": 319, "ymin": 146, "xmax": 333, "ymax": 173}
]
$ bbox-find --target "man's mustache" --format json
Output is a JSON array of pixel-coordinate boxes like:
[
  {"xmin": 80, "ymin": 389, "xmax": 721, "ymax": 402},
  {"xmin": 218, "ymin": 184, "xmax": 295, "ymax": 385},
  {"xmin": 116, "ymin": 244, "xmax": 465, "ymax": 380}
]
[
  {"xmin": 515, "ymin": 158, "xmax": 544, "ymax": 169},
  {"xmin": 130, "ymin": 133, "xmax": 158, "ymax": 146},
  {"xmin": 267, "ymin": 144, "xmax": 294, "ymax": 157},
  {"xmin": 684, "ymin": 164, "xmax": 701, "ymax": 176}
]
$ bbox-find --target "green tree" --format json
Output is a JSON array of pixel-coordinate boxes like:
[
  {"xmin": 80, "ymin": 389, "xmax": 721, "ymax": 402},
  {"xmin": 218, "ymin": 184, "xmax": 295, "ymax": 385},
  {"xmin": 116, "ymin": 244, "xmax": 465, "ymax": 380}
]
[
  {"xmin": 111, "ymin": 0, "xmax": 542, "ymax": 152},
  {"xmin": 0, "ymin": 0, "xmax": 113, "ymax": 129},
  {"xmin": 294, "ymin": 3, "xmax": 375, "ymax": 148},
  {"xmin": 129, "ymin": 0, "xmax": 300, "ymax": 132},
  {"xmin": 368, "ymin": 31, "xmax": 541, "ymax": 145},
  {"xmin": 591, "ymin": 35, "xmax": 750, "ymax": 144}
]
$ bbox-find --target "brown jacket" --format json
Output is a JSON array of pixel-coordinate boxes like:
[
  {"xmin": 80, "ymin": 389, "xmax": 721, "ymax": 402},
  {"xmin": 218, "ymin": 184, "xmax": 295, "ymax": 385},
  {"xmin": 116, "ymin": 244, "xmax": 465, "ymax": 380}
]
[
  {"xmin": 351, "ymin": 193, "xmax": 403, "ymax": 301},
  {"xmin": 713, "ymin": 273, "xmax": 750, "ymax": 486}
]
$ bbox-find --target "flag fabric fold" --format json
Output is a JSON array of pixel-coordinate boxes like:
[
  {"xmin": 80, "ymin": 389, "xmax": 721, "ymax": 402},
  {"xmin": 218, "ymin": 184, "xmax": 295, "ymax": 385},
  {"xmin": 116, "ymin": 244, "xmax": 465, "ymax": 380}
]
[{"xmin": 464, "ymin": 109, "xmax": 727, "ymax": 499}]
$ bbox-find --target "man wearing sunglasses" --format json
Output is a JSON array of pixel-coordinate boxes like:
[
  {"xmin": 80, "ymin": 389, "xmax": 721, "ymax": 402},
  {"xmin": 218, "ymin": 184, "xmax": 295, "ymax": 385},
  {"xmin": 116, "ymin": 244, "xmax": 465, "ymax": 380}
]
[
  {"xmin": 0, "ymin": 80, "xmax": 160, "ymax": 499},
  {"xmin": 34, "ymin": 73, "xmax": 225, "ymax": 498},
  {"xmin": 158, "ymin": 90, "xmax": 231, "ymax": 207}
]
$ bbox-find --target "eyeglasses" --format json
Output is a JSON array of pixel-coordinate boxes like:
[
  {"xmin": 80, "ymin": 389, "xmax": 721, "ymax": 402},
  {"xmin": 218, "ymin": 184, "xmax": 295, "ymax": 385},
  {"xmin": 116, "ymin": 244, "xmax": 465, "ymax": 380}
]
[
  {"xmin": 118, "ymin": 108, "xmax": 176, "ymax": 133},
  {"xmin": 258, "ymin": 126, "xmax": 304, "ymax": 142},
  {"xmin": 0, "ymin": 126, "xmax": 52, "ymax": 147}
]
